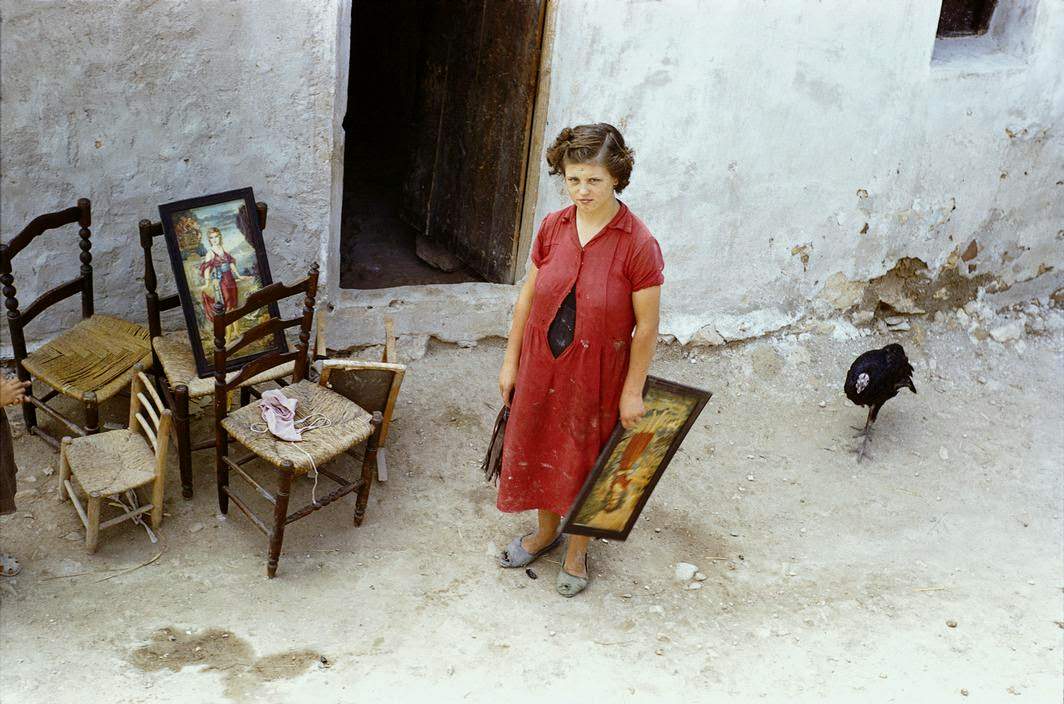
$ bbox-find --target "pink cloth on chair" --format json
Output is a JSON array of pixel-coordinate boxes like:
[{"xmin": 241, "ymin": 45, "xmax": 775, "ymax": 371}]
[{"xmin": 259, "ymin": 389, "xmax": 302, "ymax": 441}]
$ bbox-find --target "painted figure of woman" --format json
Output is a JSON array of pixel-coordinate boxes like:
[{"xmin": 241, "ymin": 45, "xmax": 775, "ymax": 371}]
[
  {"xmin": 199, "ymin": 227, "xmax": 247, "ymax": 341},
  {"xmin": 199, "ymin": 227, "xmax": 238, "ymax": 317},
  {"xmin": 603, "ymin": 431, "xmax": 656, "ymax": 512}
]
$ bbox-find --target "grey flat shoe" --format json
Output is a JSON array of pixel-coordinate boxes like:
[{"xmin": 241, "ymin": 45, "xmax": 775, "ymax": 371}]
[
  {"xmin": 556, "ymin": 551, "xmax": 589, "ymax": 597},
  {"xmin": 498, "ymin": 531, "xmax": 562, "ymax": 568},
  {"xmin": 0, "ymin": 553, "xmax": 21, "ymax": 578}
]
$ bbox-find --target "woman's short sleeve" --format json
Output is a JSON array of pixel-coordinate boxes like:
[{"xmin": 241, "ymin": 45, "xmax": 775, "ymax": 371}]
[
  {"xmin": 530, "ymin": 216, "xmax": 553, "ymax": 268},
  {"xmin": 626, "ymin": 237, "xmax": 665, "ymax": 292}
]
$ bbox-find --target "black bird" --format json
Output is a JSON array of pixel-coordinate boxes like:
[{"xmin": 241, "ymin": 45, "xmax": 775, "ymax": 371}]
[{"xmin": 844, "ymin": 343, "xmax": 917, "ymax": 461}]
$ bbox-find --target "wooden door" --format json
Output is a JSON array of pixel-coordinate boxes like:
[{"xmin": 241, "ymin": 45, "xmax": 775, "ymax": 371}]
[{"xmin": 401, "ymin": 0, "xmax": 547, "ymax": 284}]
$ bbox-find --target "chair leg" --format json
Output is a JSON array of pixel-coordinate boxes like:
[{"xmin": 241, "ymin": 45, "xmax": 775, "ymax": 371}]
[
  {"xmin": 85, "ymin": 496, "xmax": 101, "ymax": 553},
  {"xmin": 19, "ymin": 372, "xmax": 37, "ymax": 433},
  {"xmin": 216, "ymin": 430, "xmax": 230, "ymax": 515},
  {"xmin": 173, "ymin": 384, "xmax": 193, "ymax": 499},
  {"xmin": 83, "ymin": 392, "xmax": 99, "ymax": 435},
  {"xmin": 58, "ymin": 438, "xmax": 72, "ymax": 501},
  {"xmin": 354, "ymin": 413, "xmax": 383, "ymax": 527},
  {"xmin": 239, "ymin": 386, "xmax": 252, "ymax": 407},
  {"xmin": 267, "ymin": 468, "xmax": 294, "ymax": 579},
  {"xmin": 151, "ymin": 476, "xmax": 165, "ymax": 530}
]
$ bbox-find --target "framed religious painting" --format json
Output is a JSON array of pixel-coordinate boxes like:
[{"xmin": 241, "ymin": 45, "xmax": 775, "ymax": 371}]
[
  {"xmin": 561, "ymin": 376, "xmax": 712, "ymax": 541},
  {"xmin": 158, "ymin": 188, "xmax": 287, "ymax": 377}
]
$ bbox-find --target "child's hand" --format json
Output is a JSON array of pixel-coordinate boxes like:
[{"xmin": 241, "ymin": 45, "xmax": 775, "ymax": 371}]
[{"xmin": 0, "ymin": 377, "xmax": 32, "ymax": 407}]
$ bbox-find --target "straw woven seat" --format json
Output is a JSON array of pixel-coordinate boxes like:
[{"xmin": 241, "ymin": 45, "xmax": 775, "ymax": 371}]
[
  {"xmin": 63, "ymin": 429, "xmax": 156, "ymax": 497},
  {"xmin": 21, "ymin": 315, "xmax": 151, "ymax": 403},
  {"xmin": 221, "ymin": 379, "xmax": 373, "ymax": 474},
  {"xmin": 152, "ymin": 331, "xmax": 294, "ymax": 398},
  {"xmin": 4, "ymin": 200, "xmax": 149, "ymax": 447}
]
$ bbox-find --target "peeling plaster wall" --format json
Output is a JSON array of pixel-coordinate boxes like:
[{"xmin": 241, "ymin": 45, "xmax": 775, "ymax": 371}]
[
  {"xmin": 3, "ymin": 0, "xmax": 1061, "ymax": 355},
  {"xmin": 531, "ymin": 0, "xmax": 1064, "ymax": 345},
  {"xmin": 1, "ymin": 0, "xmax": 343, "ymax": 352},
  {"xmin": 332, "ymin": 0, "xmax": 1063, "ymax": 349}
]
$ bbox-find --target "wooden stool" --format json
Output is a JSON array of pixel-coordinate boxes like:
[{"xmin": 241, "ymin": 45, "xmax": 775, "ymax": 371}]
[{"xmin": 58, "ymin": 370, "xmax": 171, "ymax": 553}]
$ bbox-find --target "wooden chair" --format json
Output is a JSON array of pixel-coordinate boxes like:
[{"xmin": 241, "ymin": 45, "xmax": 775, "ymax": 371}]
[
  {"xmin": 213, "ymin": 263, "xmax": 382, "ymax": 578},
  {"xmin": 139, "ymin": 202, "xmax": 296, "ymax": 499},
  {"xmin": 319, "ymin": 319, "xmax": 406, "ymax": 482},
  {"xmin": 0, "ymin": 199, "xmax": 152, "ymax": 448},
  {"xmin": 58, "ymin": 367, "xmax": 171, "ymax": 553}
]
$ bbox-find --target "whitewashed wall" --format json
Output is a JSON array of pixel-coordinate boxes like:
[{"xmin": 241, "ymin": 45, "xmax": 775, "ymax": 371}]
[
  {"xmin": 3, "ymin": 0, "xmax": 1062, "ymax": 354},
  {"xmin": 532, "ymin": 0, "xmax": 1064, "ymax": 344},
  {"xmin": 1, "ymin": 0, "xmax": 344, "ymax": 350}
]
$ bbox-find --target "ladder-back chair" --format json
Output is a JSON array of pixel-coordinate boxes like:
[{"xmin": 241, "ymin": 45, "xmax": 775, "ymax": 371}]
[
  {"xmin": 59, "ymin": 366, "xmax": 172, "ymax": 553},
  {"xmin": 213, "ymin": 263, "xmax": 382, "ymax": 578},
  {"xmin": 1, "ymin": 199, "xmax": 152, "ymax": 447},
  {"xmin": 139, "ymin": 202, "xmax": 296, "ymax": 499}
]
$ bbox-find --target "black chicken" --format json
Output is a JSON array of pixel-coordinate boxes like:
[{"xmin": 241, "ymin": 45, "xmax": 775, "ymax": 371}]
[{"xmin": 844, "ymin": 343, "xmax": 917, "ymax": 461}]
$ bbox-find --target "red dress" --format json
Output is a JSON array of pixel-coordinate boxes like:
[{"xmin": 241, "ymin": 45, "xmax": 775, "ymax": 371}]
[
  {"xmin": 200, "ymin": 250, "xmax": 239, "ymax": 321},
  {"xmin": 497, "ymin": 202, "xmax": 665, "ymax": 516}
]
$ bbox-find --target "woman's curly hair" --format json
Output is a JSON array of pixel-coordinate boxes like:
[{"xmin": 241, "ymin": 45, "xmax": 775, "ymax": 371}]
[{"xmin": 545, "ymin": 123, "xmax": 635, "ymax": 193}]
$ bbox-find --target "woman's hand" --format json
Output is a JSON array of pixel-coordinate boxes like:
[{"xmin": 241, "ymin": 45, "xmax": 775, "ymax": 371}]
[
  {"xmin": 498, "ymin": 360, "xmax": 518, "ymax": 406},
  {"xmin": 1, "ymin": 377, "xmax": 32, "ymax": 408},
  {"xmin": 619, "ymin": 390, "xmax": 646, "ymax": 430}
]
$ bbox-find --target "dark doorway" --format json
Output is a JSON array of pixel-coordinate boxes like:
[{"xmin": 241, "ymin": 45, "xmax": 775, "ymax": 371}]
[
  {"xmin": 340, "ymin": 0, "xmax": 546, "ymax": 289},
  {"xmin": 937, "ymin": 0, "xmax": 998, "ymax": 37}
]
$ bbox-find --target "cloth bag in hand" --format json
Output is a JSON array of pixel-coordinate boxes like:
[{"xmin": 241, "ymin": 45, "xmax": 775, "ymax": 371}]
[{"xmin": 481, "ymin": 400, "xmax": 511, "ymax": 485}]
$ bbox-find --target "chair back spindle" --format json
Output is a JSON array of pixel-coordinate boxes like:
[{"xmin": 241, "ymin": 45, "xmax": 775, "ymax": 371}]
[
  {"xmin": 129, "ymin": 369, "xmax": 172, "ymax": 461},
  {"xmin": 77, "ymin": 198, "xmax": 93, "ymax": 318},
  {"xmin": 212, "ymin": 263, "xmax": 320, "ymax": 432}
]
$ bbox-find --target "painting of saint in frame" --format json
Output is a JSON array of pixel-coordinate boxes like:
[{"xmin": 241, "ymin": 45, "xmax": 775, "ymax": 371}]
[
  {"xmin": 159, "ymin": 188, "xmax": 287, "ymax": 377},
  {"xmin": 562, "ymin": 377, "xmax": 712, "ymax": 541}
]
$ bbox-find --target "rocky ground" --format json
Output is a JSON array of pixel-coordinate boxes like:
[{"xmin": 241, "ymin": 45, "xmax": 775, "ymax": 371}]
[{"xmin": 1, "ymin": 299, "xmax": 1061, "ymax": 703}]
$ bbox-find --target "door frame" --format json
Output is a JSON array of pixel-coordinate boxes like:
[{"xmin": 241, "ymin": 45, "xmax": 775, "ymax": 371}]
[
  {"xmin": 325, "ymin": 0, "xmax": 354, "ymax": 305},
  {"xmin": 513, "ymin": 0, "xmax": 558, "ymax": 283}
]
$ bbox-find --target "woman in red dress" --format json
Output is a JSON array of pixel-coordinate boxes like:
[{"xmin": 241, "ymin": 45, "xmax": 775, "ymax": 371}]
[{"xmin": 496, "ymin": 123, "xmax": 664, "ymax": 596}]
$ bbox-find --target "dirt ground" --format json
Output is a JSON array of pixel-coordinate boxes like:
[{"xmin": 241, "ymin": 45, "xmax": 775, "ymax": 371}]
[{"xmin": 1, "ymin": 307, "xmax": 1061, "ymax": 703}]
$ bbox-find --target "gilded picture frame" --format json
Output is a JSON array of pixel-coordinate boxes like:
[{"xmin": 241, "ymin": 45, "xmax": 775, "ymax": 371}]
[{"xmin": 561, "ymin": 376, "xmax": 712, "ymax": 541}]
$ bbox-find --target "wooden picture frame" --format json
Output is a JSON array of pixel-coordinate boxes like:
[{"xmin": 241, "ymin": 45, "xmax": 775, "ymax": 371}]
[
  {"xmin": 561, "ymin": 376, "xmax": 712, "ymax": 541},
  {"xmin": 158, "ymin": 188, "xmax": 287, "ymax": 377}
]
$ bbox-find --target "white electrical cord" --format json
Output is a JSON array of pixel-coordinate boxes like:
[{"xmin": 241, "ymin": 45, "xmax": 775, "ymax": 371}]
[{"xmin": 250, "ymin": 412, "xmax": 332, "ymax": 505}]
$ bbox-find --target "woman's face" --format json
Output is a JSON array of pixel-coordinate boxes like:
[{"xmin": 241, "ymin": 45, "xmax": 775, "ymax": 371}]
[
  {"xmin": 563, "ymin": 161, "xmax": 618, "ymax": 216},
  {"xmin": 208, "ymin": 231, "xmax": 222, "ymax": 247}
]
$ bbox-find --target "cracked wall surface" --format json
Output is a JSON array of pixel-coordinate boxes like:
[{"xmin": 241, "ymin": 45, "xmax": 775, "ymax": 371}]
[
  {"xmin": 338, "ymin": 0, "xmax": 1063, "ymax": 349},
  {"xmin": 1, "ymin": 0, "xmax": 342, "ymax": 352},
  {"xmin": 2, "ymin": 0, "xmax": 1062, "ymax": 354}
]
